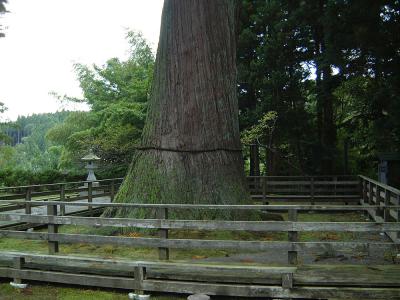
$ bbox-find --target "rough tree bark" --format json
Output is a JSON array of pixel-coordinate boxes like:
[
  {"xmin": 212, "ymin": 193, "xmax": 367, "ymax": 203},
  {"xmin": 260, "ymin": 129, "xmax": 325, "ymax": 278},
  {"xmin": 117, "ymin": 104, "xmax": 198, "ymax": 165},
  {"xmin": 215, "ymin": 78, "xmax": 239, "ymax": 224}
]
[{"xmin": 105, "ymin": 0, "xmax": 249, "ymax": 218}]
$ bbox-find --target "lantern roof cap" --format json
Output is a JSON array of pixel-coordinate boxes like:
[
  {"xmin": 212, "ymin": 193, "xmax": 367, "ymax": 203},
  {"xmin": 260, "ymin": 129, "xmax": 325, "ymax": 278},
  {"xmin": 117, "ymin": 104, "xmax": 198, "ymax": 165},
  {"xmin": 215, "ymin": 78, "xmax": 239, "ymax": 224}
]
[{"xmin": 81, "ymin": 150, "xmax": 100, "ymax": 161}]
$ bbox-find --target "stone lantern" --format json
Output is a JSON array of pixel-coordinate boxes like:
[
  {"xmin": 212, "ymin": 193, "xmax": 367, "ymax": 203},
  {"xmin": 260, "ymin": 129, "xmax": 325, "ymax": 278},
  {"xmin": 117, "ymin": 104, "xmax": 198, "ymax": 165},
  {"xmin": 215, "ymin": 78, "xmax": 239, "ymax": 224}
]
[{"xmin": 82, "ymin": 149, "xmax": 101, "ymax": 187}]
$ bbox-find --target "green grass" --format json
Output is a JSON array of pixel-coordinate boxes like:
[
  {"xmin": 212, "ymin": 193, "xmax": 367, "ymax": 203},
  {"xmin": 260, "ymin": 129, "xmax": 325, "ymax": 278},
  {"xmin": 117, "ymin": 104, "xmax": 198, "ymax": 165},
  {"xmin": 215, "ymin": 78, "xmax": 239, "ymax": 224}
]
[
  {"xmin": 0, "ymin": 211, "xmax": 378, "ymax": 299},
  {"xmin": 0, "ymin": 211, "xmax": 369, "ymax": 260},
  {"xmin": 297, "ymin": 211, "xmax": 367, "ymax": 242},
  {"xmin": 0, "ymin": 282, "xmax": 186, "ymax": 300}
]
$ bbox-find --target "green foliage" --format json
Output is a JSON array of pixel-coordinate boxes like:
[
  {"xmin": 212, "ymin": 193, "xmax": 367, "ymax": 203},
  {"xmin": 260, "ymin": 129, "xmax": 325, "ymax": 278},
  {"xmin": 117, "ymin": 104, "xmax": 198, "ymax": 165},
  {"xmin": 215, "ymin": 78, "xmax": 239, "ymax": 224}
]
[
  {"xmin": 48, "ymin": 31, "xmax": 154, "ymax": 174},
  {"xmin": 0, "ymin": 112, "xmax": 70, "ymax": 171},
  {"xmin": 238, "ymin": 0, "xmax": 400, "ymax": 176},
  {"xmin": 0, "ymin": 31, "xmax": 153, "ymax": 183},
  {"xmin": 46, "ymin": 111, "xmax": 97, "ymax": 169},
  {"xmin": 238, "ymin": 0, "xmax": 316, "ymax": 175},
  {"xmin": 241, "ymin": 111, "xmax": 278, "ymax": 145},
  {"xmin": 0, "ymin": 112, "xmax": 89, "ymax": 186},
  {"xmin": 0, "ymin": 168, "xmax": 85, "ymax": 187}
]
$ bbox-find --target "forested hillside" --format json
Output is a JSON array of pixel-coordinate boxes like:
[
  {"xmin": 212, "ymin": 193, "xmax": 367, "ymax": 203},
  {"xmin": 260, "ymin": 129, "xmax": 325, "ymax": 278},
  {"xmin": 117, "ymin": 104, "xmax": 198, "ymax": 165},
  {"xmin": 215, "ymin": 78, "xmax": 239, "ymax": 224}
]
[{"xmin": 0, "ymin": 111, "xmax": 83, "ymax": 185}]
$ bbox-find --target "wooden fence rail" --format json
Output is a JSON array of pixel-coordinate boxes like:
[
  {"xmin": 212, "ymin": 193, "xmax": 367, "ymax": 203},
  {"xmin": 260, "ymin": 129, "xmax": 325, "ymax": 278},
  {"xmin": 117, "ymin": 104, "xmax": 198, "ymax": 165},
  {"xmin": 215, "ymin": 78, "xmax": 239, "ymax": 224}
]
[
  {"xmin": 0, "ymin": 178, "xmax": 124, "ymax": 215},
  {"xmin": 247, "ymin": 175, "xmax": 360, "ymax": 204},
  {"xmin": 360, "ymin": 175, "xmax": 400, "ymax": 241},
  {"xmin": 0, "ymin": 201, "xmax": 399, "ymax": 263},
  {"xmin": 0, "ymin": 175, "xmax": 400, "ymax": 299}
]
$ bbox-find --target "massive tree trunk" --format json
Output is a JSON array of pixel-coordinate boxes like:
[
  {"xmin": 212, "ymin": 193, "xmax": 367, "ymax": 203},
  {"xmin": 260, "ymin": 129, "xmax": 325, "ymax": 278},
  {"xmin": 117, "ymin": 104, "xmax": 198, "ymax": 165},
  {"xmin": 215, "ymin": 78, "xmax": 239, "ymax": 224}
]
[{"xmin": 106, "ymin": 0, "xmax": 249, "ymax": 218}]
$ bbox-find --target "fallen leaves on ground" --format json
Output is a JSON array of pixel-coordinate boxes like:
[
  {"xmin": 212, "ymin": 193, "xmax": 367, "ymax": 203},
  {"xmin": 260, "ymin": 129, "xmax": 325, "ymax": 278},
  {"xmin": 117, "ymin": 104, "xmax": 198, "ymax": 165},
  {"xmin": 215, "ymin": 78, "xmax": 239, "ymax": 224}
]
[
  {"xmin": 320, "ymin": 233, "xmax": 340, "ymax": 241},
  {"xmin": 120, "ymin": 232, "xmax": 142, "ymax": 238},
  {"xmin": 240, "ymin": 258, "xmax": 255, "ymax": 263},
  {"xmin": 192, "ymin": 255, "xmax": 207, "ymax": 260}
]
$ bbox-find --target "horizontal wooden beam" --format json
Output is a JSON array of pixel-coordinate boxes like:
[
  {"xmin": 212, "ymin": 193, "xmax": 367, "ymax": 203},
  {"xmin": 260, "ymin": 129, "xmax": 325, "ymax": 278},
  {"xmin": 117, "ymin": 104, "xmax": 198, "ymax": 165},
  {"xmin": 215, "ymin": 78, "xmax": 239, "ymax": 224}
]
[
  {"xmin": 1, "ymin": 266, "xmax": 398, "ymax": 299},
  {"xmin": 4, "ymin": 200, "xmax": 400, "ymax": 211},
  {"xmin": 360, "ymin": 175, "xmax": 400, "ymax": 196},
  {"xmin": 256, "ymin": 181, "xmax": 359, "ymax": 186},
  {"xmin": 0, "ymin": 230, "xmax": 397, "ymax": 252},
  {"xmin": 2, "ymin": 252, "xmax": 400, "ymax": 287},
  {"xmin": 0, "ymin": 178, "xmax": 124, "ymax": 191},
  {"xmin": 143, "ymin": 279, "xmax": 400, "ymax": 299},
  {"xmin": 247, "ymin": 175, "xmax": 358, "ymax": 179},
  {"xmin": 0, "ymin": 267, "xmax": 138, "ymax": 290},
  {"xmin": 0, "ymin": 251, "xmax": 297, "ymax": 274},
  {"xmin": 1, "ymin": 213, "xmax": 400, "ymax": 232}
]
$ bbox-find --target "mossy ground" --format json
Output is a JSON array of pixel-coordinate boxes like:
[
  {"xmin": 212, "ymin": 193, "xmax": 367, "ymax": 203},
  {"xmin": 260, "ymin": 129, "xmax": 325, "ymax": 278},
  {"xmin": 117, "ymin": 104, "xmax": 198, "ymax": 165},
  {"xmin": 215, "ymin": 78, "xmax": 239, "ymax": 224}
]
[
  {"xmin": 0, "ymin": 211, "xmax": 368, "ymax": 257},
  {"xmin": 0, "ymin": 282, "xmax": 186, "ymax": 300},
  {"xmin": 0, "ymin": 211, "xmax": 376, "ymax": 299}
]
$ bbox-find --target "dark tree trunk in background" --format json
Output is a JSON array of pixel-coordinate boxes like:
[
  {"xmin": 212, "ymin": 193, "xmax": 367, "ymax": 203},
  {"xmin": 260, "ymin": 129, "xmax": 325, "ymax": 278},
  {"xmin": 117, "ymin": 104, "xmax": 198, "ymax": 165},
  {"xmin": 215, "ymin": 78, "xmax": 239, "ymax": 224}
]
[
  {"xmin": 106, "ymin": 0, "xmax": 249, "ymax": 217},
  {"xmin": 249, "ymin": 144, "xmax": 260, "ymax": 176},
  {"xmin": 313, "ymin": 0, "xmax": 336, "ymax": 175}
]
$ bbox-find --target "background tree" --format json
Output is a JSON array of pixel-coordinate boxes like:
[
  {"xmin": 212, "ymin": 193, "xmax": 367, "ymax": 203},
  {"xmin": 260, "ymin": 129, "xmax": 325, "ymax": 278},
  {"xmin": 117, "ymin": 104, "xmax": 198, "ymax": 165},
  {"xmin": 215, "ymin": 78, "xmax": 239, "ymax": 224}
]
[
  {"xmin": 0, "ymin": 112, "xmax": 70, "ymax": 171},
  {"xmin": 238, "ymin": 0, "xmax": 314, "ymax": 175},
  {"xmin": 107, "ymin": 0, "xmax": 249, "ymax": 218},
  {"xmin": 47, "ymin": 31, "xmax": 154, "ymax": 176},
  {"xmin": 238, "ymin": 0, "xmax": 400, "ymax": 176}
]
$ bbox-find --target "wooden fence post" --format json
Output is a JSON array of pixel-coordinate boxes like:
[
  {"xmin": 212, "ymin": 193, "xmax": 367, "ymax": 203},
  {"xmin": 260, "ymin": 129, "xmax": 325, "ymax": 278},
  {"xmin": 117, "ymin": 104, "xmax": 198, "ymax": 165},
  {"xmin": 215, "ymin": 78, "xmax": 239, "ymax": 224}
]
[
  {"xmin": 361, "ymin": 179, "xmax": 369, "ymax": 218},
  {"xmin": 157, "ymin": 207, "xmax": 169, "ymax": 260},
  {"xmin": 13, "ymin": 256, "xmax": 25, "ymax": 284},
  {"xmin": 362, "ymin": 179, "xmax": 367, "ymax": 203},
  {"xmin": 134, "ymin": 266, "xmax": 146, "ymax": 295},
  {"xmin": 262, "ymin": 177, "xmax": 268, "ymax": 204},
  {"xmin": 47, "ymin": 204, "xmax": 59, "ymax": 254},
  {"xmin": 376, "ymin": 186, "xmax": 382, "ymax": 217},
  {"xmin": 368, "ymin": 182, "xmax": 374, "ymax": 205},
  {"xmin": 25, "ymin": 187, "xmax": 31, "ymax": 215},
  {"xmin": 310, "ymin": 177, "xmax": 315, "ymax": 205},
  {"xmin": 384, "ymin": 190, "xmax": 391, "ymax": 222},
  {"xmin": 110, "ymin": 180, "xmax": 115, "ymax": 202},
  {"xmin": 333, "ymin": 176, "xmax": 338, "ymax": 196},
  {"xmin": 60, "ymin": 184, "xmax": 66, "ymax": 216},
  {"xmin": 288, "ymin": 208, "xmax": 298, "ymax": 265},
  {"xmin": 88, "ymin": 181, "xmax": 93, "ymax": 216},
  {"xmin": 397, "ymin": 194, "xmax": 400, "ymax": 239},
  {"xmin": 282, "ymin": 273, "xmax": 293, "ymax": 289}
]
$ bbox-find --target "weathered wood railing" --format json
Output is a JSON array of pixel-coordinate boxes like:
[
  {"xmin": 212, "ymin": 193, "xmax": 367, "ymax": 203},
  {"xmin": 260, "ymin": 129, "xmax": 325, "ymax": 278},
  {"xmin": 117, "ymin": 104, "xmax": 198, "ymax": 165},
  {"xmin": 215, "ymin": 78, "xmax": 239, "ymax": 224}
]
[
  {"xmin": 0, "ymin": 201, "xmax": 399, "ymax": 298},
  {"xmin": 0, "ymin": 175, "xmax": 364, "ymax": 216},
  {"xmin": 0, "ymin": 178, "xmax": 124, "ymax": 215},
  {"xmin": 0, "ymin": 201, "xmax": 399, "ymax": 260},
  {"xmin": 360, "ymin": 175, "xmax": 400, "ymax": 241},
  {"xmin": 0, "ymin": 173, "xmax": 400, "ymax": 300},
  {"xmin": 247, "ymin": 175, "xmax": 360, "ymax": 204}
]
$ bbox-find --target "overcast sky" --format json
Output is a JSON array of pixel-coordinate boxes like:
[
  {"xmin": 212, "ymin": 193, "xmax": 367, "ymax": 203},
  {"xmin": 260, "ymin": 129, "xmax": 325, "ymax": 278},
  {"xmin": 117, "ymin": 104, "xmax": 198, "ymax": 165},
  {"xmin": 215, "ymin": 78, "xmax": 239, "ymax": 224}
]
[{"xmin": 0, "ymin": 0, "xmax": 163, "ymax": 121}]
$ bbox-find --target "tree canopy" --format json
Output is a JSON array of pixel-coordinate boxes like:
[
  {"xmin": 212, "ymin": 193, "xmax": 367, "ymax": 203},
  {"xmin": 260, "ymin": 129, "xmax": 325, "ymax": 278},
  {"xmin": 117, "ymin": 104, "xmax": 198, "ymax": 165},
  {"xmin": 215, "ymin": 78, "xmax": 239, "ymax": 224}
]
[
  {"xmin": 1, "ymin": 1, "xmax": 399, "ymax": 186},
  {"xmin": 238, "ymin": 0, "xmax": 400, "ymax": 176},
  {"xmin": 47, "ymin": 31, "xmax": 154, "ymax": 176}
]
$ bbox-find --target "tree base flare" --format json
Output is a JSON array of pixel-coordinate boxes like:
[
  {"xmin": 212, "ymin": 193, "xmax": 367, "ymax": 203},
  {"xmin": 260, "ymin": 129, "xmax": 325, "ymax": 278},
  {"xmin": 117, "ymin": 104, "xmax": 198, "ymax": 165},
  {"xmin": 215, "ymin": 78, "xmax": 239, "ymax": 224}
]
[{"xmin": 103, "ymin": 149, "xmax": 250, "ymax": 219}]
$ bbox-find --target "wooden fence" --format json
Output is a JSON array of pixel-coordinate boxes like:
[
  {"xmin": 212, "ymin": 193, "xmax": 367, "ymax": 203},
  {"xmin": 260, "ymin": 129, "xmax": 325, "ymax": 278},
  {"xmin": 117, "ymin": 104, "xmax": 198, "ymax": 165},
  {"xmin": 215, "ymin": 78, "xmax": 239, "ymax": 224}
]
[
  {"xmin": 0, "ymin": 178, "xmax": 123, "ymax": 215},
  {"xmin": 0, "ymin": 200, "xmax": 399, "ymax": 298},
  {"xmin": 0, "ymin": 175, "xmax": 399, "ymax": 298},
  {"xmin": 360, "ymin": 175, "xmax": 400, "ymax": 242},
  {"xmin": 248, "ymin": 175, "xmax": 360, "ymax": 204}
]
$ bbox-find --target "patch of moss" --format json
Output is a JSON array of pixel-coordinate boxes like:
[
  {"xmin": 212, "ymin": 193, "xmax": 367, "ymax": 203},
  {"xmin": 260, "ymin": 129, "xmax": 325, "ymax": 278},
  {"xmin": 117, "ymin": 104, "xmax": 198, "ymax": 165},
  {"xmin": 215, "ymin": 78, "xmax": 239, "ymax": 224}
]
[{"xmin": 0, "ymin": 283, "xmax": 186, "ymax": 300}]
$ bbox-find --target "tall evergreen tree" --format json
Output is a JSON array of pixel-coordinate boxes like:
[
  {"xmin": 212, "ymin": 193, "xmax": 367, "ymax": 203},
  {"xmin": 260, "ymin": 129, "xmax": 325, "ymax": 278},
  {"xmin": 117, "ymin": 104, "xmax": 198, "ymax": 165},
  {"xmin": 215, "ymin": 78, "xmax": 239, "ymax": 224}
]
[
  {"xmin": 106, "ymin": 0, "xmax": 249, "ymax": 217},
  {"xmin": 238, "ymin": 0, "xmax": 400, "ymax": 176}
]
